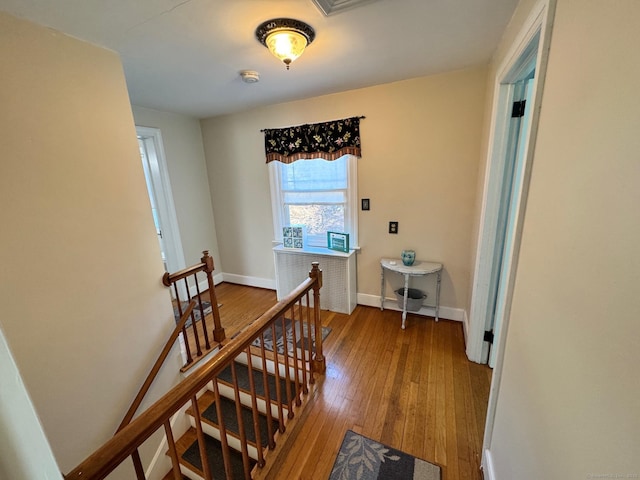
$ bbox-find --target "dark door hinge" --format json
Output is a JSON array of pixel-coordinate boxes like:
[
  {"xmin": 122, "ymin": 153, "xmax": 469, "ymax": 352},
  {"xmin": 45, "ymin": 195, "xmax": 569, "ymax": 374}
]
[
  {"xmin": 511, "ymin": 100, "xmax": 526, "ymax": 118},
  {"xmin": 484, "ymin": 330, "xmax": 494, "ymax": 344}
]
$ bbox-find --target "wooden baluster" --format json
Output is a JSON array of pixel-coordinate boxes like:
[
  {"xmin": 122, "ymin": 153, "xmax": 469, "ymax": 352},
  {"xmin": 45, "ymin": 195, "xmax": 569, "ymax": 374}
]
[
  {"xmin": 212, "ymin": 379, "xmax": 234, "ymax": 479},
  {"xmin": 230, "ymin": 362, "xmax": 252, "ymax": 479},
  {"xmin": 305, "ymin": 291, "xmax": 315, "ymax": 384},
  {"xmin": 310, "ymin": 263, "xmax": 326, "ymax": 374},
  {"xmin": 202, "ymin": 250, "xmax": 225, "ymax": 342},
  {"xmin": 184, "ymin": 278, "xmax": 202, "ymax": 357},
  {"xmin": 280, "ymin": 316, "xmax": 294, "ymax": 419},
  {"xmin": 245, "ymin": 346, "xmax": 265, "ymax": 467},
  {"xmin": 164, "ymin": 420, "xmax": 182, "ymax": 480},
  {"xmin": 193, "ymin": 273, "xmax": 211, "ymax": 350},
  {"xmin": 173, "ymin": 283, "xmax": 192, "ymax": 365},
  {"xmin": 288, "ymin": 306, "xmax": 302, "ymax": 407},
  {"xmin": 131, "ymin": 450, "xmax": 145, "ymax": 479},
  {"xmin": 271, "ymin": 323, "xmax": 285, "ymax": 433},
  {"xmin": 258, "ymin": 332, "xmax": 276, "ymax": 449},
  {"xmin": 297, "ymin": 298, "xmax": 309, "ymax": 395},
  {"xmin": 191, "ymin": 395, "xmax": 213, "ymax": 480}
]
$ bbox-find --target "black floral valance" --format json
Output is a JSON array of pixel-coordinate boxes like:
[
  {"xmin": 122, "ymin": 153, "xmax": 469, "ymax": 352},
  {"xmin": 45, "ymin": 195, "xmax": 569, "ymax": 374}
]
[{"xmin": 263, "ymin": 116, "xmax": 363, "ymax": 164}]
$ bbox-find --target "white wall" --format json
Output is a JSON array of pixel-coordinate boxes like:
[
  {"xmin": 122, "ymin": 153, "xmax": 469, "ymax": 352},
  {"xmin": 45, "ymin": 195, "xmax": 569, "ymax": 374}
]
[
  {"xmin": 0, "ymin": 12, "xmax": 184, "ymax": 475},
  {"xmin": 485, "ymin": 0, "xmax": 640, "ymax": 477},
  {"xmin": 132, "ymin": 106, "xmax": 222, "ymax": 271},
  {"xmin": 201, "ymin": 67, "xmax": 488, "ymax": 313},
  {"xmin": 0, "ymin": 325, "xmax": 61, "ymax": 480}
]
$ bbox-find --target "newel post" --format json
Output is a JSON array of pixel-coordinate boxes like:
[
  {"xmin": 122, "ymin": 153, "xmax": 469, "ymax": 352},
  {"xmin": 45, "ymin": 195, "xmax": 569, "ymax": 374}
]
[
  {"xmin": 309, "ymin": 262, "xmax": 325, "ymax": 373},
  {"xmin": 202, "ymin": 250, "xmax": 226, "ymax": 342}
]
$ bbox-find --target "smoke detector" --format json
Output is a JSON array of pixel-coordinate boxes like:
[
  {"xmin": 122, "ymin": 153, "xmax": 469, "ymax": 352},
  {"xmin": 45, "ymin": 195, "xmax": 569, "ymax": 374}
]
[{"xmin": 240, "ymin": 70, "xmax": 260, "ymax": 83}]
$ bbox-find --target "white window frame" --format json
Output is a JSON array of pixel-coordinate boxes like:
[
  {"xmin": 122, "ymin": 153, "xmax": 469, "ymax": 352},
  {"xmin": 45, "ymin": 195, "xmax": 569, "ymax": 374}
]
[{"xmin": 269, "ymin": 155, "xmax": 359, "ymax": 249}]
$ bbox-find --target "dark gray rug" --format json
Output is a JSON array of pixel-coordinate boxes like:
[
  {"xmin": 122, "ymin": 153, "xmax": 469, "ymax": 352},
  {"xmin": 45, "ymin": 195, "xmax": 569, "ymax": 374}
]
[
  {"xmin": 329, "ymin": 430, "xmax": 441, "ymax": 480},
  {"xmin": 173, "ymin": 300, "xmax": 211, "ymax": 327},
  {"xmin": 251, "ymin": 317, "xmax": 330, "ymax": 356}
]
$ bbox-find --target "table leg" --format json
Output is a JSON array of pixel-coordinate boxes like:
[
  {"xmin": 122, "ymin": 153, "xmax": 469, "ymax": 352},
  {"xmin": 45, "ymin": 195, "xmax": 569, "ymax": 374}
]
[
  {"xmin": 380, "ymin": 266, "xmax": 385, "ymax": 311},
  {"xmin": 435, "ymin": 270, "xmax": 442, "ymax": 322},
  {"xmin": 402, "ymin": 274, "xmax": 409, "ymax": 329}
]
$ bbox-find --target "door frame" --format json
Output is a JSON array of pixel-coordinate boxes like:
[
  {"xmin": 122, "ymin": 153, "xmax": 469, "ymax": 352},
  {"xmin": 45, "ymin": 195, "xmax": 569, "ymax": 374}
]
[
  {"xmin": 462, "ymin": 0, "xmax": 556, "ymax": 473},
  {"xmin": 136, "ymin": 126, "xmax": 186, "ymax": 274}
]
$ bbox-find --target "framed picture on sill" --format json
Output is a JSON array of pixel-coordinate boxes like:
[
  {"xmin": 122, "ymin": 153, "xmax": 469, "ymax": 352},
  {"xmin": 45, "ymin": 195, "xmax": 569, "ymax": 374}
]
[
  {"xmin": 327, "ymin": 231, "xmax": 349, "ymax": 253},
  {"xmin": 283, "ymin": 226, "xmax": 305, "ymax": 249}
]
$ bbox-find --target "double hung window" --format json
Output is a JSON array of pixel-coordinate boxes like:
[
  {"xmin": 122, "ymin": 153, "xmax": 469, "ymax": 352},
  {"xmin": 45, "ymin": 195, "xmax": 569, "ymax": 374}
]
[{"xmin": 269, "ymin": 155, "xmax": 358, "ymax": 249}]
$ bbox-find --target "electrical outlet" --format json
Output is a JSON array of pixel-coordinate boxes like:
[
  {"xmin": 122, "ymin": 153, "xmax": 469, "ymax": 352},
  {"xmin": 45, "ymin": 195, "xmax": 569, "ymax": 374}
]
[{"xmin": 389, "ymin": 221, "xmax": 398, "ymax": 234}]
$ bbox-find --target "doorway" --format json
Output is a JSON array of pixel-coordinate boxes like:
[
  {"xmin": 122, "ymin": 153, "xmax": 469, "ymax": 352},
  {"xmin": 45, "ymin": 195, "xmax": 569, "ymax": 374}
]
[
  {"xmin": 136, "ymin": 126, "xmax": 185, "ymax": 274},
  {"xmin": 466, "ymin": 0, "xmax": 556, "ymax": 476}
]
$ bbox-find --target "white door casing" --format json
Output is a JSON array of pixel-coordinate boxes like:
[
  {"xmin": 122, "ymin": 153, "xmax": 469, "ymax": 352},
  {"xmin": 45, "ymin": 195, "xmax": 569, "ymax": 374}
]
[
  {"xmin": 136, "ymin": 126, "xmax": 186, "ymax": 275},
  {"xmin": 463, "ymin": 0, "xmax": 557, "ymax": 474}
]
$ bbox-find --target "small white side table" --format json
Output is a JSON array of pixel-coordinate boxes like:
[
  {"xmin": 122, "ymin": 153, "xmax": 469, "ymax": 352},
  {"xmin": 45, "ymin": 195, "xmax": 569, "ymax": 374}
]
[{"xmin": 380, "ymin": 258, "xmax": 443, "ymax": 329}]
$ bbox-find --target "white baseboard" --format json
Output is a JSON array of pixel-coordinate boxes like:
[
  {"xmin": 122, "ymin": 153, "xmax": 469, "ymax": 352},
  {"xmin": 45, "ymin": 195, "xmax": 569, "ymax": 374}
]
[
  {"xmin": 483, "ymin": 449, "xmax": 496, "ymax": 480},
  {"xmin": 186, "ymin": 277, "xmax": 222, "ymax": 299},
  {"xmin": 222, "ymin": 273, "xmax": 276, "ymax": 290},
  {"xmin": 209, "ymin": 282, "xmax": 465, "ymax": 321},
  {"xmin": 356, "ymin": 293, "xmax": 465, "ymax": 322}
]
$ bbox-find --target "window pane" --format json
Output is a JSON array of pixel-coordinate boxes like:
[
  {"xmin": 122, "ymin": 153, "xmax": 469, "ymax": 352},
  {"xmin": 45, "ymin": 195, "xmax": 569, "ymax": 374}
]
[
  {"xmin": 287, "ymin": 204, "xmax": 345, "ymax": 236},
  {"xmin": 281, "ymin": 157, "xmax": 348, "ymax": 191},
  {"xmin": 283, "ymin": 190, "xmax": 346, "ymax": 204}
]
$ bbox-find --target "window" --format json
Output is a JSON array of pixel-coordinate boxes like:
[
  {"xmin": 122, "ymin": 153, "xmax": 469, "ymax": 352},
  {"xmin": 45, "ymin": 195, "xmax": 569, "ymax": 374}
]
[{"xmin": 269, "ymin": 155, "xmax": 358, "ymax": 249}]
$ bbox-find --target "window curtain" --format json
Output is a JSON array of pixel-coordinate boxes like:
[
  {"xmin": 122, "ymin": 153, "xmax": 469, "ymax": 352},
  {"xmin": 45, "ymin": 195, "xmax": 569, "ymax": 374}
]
[{"xmin": 263, "ymin": 116, "xmax": 362, "ymax": 164}]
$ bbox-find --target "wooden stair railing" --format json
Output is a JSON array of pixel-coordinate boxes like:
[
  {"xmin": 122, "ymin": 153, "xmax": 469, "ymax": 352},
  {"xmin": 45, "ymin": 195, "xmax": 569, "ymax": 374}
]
[
  {"xmin": 162, "ymin": 250, "xmax": 225, "ymax": 371},
  {"xmin": 116, "ymin": 300, "xmax": 197, "ymax": 479},
  {"xmin": 65, "ymin": 263, "xmax": 324, "ymax": 480}
]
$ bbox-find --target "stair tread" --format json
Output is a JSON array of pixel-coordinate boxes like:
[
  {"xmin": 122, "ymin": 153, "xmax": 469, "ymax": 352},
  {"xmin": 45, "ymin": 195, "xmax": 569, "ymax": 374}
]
[
  {"xmin": 175, "ymin": 427, "xmax": 255, "ymax": 479},
  {"xmin": 217, "ymin": 360, "xmax": 297, "ymax": 404},
  {"xmin": 201, "ymin": 392, "xmax": 279, "ymax": 447}
]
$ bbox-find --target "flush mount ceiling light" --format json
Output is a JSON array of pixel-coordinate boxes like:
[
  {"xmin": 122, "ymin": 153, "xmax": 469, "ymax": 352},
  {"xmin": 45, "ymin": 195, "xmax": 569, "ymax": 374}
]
[{"xmin": 255, "ymin": 18, "xmax": 315, "ymax": 70}]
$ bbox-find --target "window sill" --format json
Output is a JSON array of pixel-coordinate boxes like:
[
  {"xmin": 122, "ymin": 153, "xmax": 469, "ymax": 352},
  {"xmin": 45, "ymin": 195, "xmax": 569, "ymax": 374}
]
[{"xmin": 273, "ymin": 244, "xmax": 357, "ymax": 258}]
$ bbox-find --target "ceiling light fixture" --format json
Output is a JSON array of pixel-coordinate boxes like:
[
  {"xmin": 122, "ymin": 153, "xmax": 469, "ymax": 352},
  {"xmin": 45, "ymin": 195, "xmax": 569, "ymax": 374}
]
[{"xmin": 255, "ymin": 18, "xmax": 315, "ymax": 70}]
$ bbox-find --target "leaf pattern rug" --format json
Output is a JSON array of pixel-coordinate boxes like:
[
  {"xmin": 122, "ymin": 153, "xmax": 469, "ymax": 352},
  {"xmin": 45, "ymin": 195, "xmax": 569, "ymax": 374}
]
[
  {"xmin": 173, "ymin": 301, "xmax": 212, "ymax": 328},
  {"xmin": 329, "ymin": 430, "xmax": 441, "ymax": 480},
  {"xmin": 250, "ymin": 317, "xmax": 331, "ymax": 356}
]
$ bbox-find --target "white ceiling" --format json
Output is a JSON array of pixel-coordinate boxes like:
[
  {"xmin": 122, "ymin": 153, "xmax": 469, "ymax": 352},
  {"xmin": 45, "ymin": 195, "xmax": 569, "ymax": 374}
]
[{"xmin": 1, "ymin": 0, "xmax": 519, "ymax": 118}]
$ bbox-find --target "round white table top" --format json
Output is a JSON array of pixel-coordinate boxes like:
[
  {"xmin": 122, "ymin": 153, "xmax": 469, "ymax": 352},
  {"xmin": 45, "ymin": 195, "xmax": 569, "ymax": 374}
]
[{"xmin": 380, "ymin": 258, "xmax": 443, "ymax": 275}]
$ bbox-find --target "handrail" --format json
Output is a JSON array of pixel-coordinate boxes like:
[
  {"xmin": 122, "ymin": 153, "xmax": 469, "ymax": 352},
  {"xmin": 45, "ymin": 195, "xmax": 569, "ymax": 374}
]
[
  {"xmin": 161, "ymin": 263, "xmax": 204, "ymax": 286},
  {"xmin": 65, "ymin": 263, "xmax": 323, "ymax": 480},
  {"xmin": 162, "ymin": 250, "xmax": 225, "ymax": 372},
  {"xmin": 116, "ymin": 300, "xmax": 196, "ymax": 432}
]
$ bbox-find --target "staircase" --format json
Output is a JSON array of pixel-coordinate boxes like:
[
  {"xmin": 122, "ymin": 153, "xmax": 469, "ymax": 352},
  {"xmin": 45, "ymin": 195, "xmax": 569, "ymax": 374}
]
[
  {"xmin": 164, "ymin": 353, "xmax": 300, "ymax": 480},
  {"xmin": 64, "ymin": 262, "xmax": 324, "ymax": 480}
]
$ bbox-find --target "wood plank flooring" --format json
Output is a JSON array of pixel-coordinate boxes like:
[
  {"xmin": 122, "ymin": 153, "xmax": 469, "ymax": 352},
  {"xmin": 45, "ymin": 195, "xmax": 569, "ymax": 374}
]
[{"xmin": 210, "ymin": 283, "xmax": 492, "ymax": 480}]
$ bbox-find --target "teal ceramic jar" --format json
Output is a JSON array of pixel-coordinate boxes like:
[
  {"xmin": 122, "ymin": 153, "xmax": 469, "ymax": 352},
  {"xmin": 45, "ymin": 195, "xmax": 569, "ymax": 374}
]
[{"xmin": 401, "ymin": 250, "xmax": 416, "ymax": 266}]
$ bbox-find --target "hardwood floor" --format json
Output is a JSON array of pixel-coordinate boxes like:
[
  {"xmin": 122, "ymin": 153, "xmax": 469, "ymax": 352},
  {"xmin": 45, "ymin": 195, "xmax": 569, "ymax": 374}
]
[{"xmin": 213, "ymin": 283, "xmax": 492, "ymax": 480}]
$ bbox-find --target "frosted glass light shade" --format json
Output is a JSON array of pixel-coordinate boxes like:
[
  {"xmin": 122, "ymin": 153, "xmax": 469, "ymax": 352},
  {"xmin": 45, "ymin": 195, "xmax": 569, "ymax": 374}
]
[
  {"xmin": 256, "ymin": 18, "xmax": 316, "ymax": 70},
  {"xmin": 266, "ymin": 31, "xmax": 307, "ymax": 68}
]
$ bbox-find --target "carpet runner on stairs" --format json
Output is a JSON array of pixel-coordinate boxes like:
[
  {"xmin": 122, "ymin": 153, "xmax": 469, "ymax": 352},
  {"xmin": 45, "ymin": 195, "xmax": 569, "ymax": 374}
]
[
  {"xmin": 216, "ymin": 360, "xmax": 298, "ymax": 405},
  {"xmin": 201, "ymin": 394, "xmax": 279, "ymax": 448},
  {"xmin": 181, "ymin": 427, "xmax": 254, "ymax": 479},
  {"xmin": 170, "ymin": 358, "xmax": 303, "ymax": 479}
]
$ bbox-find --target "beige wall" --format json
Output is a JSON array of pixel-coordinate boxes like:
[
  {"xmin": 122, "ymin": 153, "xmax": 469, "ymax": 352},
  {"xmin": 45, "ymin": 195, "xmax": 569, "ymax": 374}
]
[
  {"xmin": 132, "ymin": 106, "xmax": 222, "ymax": 270},
  {"xmin": 486, "ymin": 0, "xmax": 640, "ymax": 477},
  {"xmin": 0, "ymin": 13, "xmax": 183, "ymax": 474},
  {"xmin": 201, "ymin": 67, "xmax": 488, "ymax": 311}
]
